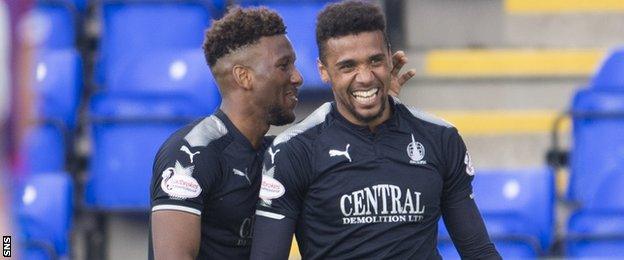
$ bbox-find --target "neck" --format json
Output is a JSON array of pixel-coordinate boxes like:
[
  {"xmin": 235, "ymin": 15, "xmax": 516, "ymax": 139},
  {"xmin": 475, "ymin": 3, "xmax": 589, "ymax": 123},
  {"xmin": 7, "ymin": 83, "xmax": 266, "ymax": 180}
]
[
  {"xmin": 220, "ymin": 99, "xmax": 270, "ymax": 150},
  {"xmin": 337, "ymin": 99, "xmax": 392, "ymax": 132}
]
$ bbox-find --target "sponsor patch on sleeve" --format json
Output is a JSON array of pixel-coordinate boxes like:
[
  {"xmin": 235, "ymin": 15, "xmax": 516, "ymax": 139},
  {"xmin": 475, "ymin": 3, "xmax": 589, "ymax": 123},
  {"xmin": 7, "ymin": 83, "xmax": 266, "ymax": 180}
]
[
  {"xmin": 259, "ymin": 175, "xmax": 285, "ymax": 200},
  {"xmin": 160, "ymin": 161, "xmax": 202, "ymax": 200}
]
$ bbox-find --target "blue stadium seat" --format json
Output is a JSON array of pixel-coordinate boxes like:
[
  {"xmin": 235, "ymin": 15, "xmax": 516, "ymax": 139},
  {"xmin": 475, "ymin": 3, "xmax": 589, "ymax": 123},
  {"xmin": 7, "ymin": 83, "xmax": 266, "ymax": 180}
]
[
  {"xmin": 97, "ymin": 2, "xmax": 211, "ymax": 85},
  {"xmin": 85, "ymin": 116, "xmax": 187, "ymax": 210},
  {"xmin": 32, "ymin": 3, "xmax": 76, "ymax": 48},
  {"xmin": 33, "ymin": 49, "xmax": 82, "ymax": 127},
  {"xmin": 23, "ymin": 124, "xmax": 66, "ymax": 174},
  {"xmin": 438, "ymin": 168, "xmax": 554, "ymax": 258},
  {"xmin": 568, "ymin": 89, "xmax": 624, "ymax": 203},
  {"xmin": 243, "ymin": 1, "xmax": 333, "ymax": 89},
  {"xmin": 591, "ymin": 46, "xmax": 624, "ymax": 90},
  {"xmin": 566, "ymin": 163, "xmax": 624, "ymax": 258},
  {"xmin": 17, "ymin": 173, "xmax": 73, "ymax": 259},
  {"xmin": 105, "ymin": 49, "xmax": 220, "ymax": 113}
]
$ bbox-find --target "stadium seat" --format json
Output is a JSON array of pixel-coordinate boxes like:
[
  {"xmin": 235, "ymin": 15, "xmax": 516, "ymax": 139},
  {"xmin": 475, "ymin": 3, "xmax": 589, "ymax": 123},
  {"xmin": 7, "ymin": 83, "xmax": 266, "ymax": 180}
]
[
  {"xmin": 591, "ymin": 46, "xmax": 624, "ymax": 90},
  {"xmin": 97, "ymin": 2, "xmax": 211, "ymax": 85},
  {"xmin": 566, "ymin": 164, "xmax": 624, "ymax": 258},
  {"xmin": 17, "ymin": 173, "xmax": 73, "ymax": 259},
  {"xmin": 243, "ymin": 1, "xmax": 333, "ymax": 89},
  {"xmin": 438, "ymin": 168, "xmax": 554, "ymax": 258},
  {"xmin": 32, "ymin": 3, "xmax": 76, "ymax": 48},
  {"xmin": 23, "ymin": 124, "xmax": 66, "ymax": 174},
  {"xmin": 105, "ymin": 49, "xmax": 220, "ymax": 113},
  {"xmin": 85, "ymin": 116, "xmax": 188, "ymax": 210},
  {"xmin": 33, "ymin": 49, "xmax": 82, "ymax": 127},
  {"xmin": 568, "ymin": 89, "xmax": 624, "ymax": 203}
]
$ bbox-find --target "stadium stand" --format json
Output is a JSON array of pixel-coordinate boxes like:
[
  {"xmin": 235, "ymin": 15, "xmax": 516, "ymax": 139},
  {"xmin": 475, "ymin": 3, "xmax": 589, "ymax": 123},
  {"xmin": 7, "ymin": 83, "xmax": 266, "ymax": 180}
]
[
  {"xmin": 438, "ymin": 168, "xmax": 555, "ymax": 259},
  {"xmin": 17, "ymin": 173, "xmax": 74, "ymax": 259},
  {"xmin": 86, "ymin": 1, "xmax": 219, "ymax": 210}
]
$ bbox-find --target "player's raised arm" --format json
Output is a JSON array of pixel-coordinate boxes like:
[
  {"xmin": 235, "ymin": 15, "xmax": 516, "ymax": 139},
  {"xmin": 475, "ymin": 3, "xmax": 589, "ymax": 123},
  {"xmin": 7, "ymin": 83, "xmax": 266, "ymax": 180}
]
[{"xmin": 440, "ymin": 128, "xmax": 501, "ymax": 259}]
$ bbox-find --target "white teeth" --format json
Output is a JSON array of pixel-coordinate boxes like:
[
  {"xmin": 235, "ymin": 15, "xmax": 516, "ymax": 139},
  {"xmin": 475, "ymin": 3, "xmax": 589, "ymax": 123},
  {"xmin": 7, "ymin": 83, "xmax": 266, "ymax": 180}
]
[{"xmin": 352, "ymin": 88, "xmax": 378, "ymax": 98}]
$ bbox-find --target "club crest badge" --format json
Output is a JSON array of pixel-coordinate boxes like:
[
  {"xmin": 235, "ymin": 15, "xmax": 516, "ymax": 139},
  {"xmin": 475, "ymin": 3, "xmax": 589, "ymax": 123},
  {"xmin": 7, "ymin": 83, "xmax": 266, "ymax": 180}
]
[
  {"xmin": 407, "ymin": 134, "xmax": 426, "ymax": 165},
  {"xmin": 161, "ymin": 161, "xmax": 201, "ymax": 200}
]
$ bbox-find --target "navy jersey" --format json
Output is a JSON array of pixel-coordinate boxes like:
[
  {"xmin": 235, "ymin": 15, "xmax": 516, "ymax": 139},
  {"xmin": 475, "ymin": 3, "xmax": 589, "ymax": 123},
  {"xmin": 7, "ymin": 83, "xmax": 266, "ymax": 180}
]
[
  {"xmin": 150, "ymin": 110, "xmax": 272, "ymax": 259},
  {"xmin": 256, "ymin": 98, "xmax": 493, "ymax": 259}
]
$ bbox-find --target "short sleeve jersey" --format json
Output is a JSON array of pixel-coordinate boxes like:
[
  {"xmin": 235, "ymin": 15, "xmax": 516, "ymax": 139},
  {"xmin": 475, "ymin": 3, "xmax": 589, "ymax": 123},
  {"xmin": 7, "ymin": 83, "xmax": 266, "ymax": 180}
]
[
  {"xmin": 256, "ymin": 99, "xmax": 477, "ymax": 259},
  {"xmin": 150, "ymin": 110, "xmax": 272, "ymax": 259}
]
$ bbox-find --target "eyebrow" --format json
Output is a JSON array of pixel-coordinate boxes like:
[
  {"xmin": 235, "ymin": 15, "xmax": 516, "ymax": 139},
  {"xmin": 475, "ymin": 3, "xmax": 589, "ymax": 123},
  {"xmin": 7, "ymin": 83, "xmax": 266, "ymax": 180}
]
[
  {"xmin": 335, "ymin": 59, "xmax": 356, "ymax": 68},
  {"xmin": 369, "ymin": 53, "xmax": 386, "ymax": 61}
]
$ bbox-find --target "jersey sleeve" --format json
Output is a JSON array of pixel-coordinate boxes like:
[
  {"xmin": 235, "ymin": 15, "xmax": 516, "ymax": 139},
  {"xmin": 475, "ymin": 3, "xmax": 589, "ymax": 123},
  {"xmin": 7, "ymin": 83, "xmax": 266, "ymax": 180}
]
[
  {"xmin": 150, "ymin": 140, "xmax": 218, "ymax": 216},
  {"xmin": 441, "ymin": 127, "xmax": 475, "ymax": 206},
  {"xmin": 256, "ymin": 139, "xmax": 312, "ymax": 220}
]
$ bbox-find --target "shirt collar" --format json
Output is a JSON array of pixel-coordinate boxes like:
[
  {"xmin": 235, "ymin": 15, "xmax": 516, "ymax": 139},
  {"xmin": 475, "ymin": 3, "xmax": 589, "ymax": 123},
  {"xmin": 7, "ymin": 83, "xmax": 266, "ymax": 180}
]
[
  {"xmin": 329, "ymin": 97, "xmax": 401, "ymax": 134},
  {"xmin": 213, "ymin": 109, "xmax": 261, "ymax": 151}
]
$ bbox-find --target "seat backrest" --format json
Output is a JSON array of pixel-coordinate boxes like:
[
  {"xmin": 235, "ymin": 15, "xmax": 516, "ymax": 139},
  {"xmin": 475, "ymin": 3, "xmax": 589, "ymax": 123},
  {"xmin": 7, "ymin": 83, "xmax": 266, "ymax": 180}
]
[
  {"xmin": 33, "ymin": 49, "xmax": 81, "ymax": 126},
  {"xmin": 569, "ymin": 89, "xmax": 624, "ymax": 203},
  {"xmin": 591, "ymin": 47, "xmax": 624, "ymax": 90},
  {"xmin": 17, "ymin": 173, "xmax": 73, "ymax": 257},
  {"xmin": 98, "ymin": 2, "xmax": 211, "ymax": 85},
  {"xmin": 102, "ymin": 49, "xmax": 220, "ymax": 114},
  {"xmin": 86, "ymin": 122, "xmax": 184, "ymax": 210},
  {"xmin": 473, "ymin": 168, "xmax": 554, "ymax": 250},
  {"xmin": 22, "ymin": 124, "xmax": 66, "ymax": 174},
  {"xmin": 31, "ymin": 3, "xmax": 75, "ymax": 48}
]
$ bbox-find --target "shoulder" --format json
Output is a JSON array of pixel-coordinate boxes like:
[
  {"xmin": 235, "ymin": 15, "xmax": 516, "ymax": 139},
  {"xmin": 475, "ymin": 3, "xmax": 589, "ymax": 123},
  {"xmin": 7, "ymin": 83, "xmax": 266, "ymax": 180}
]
[
  {"xmin": 154, "ymin": 116, "xmax": 230, "ymax": 168},
  {"xmin": 394, "ymin": 97, "xmax": 454, "ymax": 129},
  {"xmin": 273, "ymin": 102, "xmax": 332, "ymax": 147}
]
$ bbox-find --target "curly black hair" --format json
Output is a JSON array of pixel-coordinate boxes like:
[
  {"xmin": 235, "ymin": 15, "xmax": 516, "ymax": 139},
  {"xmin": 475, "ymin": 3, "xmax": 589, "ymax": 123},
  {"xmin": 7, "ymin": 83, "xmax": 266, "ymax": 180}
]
[
  {"xmin": 316, "ymin": 1, "xmax": 389, "ymax": 62},
  {"xmin": 203, "ymin": 6, "xmax": 286, "ymax": 67}
]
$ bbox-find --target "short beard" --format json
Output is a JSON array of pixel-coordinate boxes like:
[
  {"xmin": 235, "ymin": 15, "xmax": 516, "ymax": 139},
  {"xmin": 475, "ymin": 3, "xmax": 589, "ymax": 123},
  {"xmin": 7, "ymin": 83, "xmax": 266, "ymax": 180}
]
[{"xmin": 267, "ymin": 105, "xmax": 295, "ymax": 126}]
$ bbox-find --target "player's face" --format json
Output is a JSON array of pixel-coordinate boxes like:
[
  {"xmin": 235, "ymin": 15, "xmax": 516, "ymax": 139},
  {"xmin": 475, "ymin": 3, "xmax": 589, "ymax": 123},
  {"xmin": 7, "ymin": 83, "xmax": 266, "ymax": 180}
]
[
  {"xmin": 251, "ymin": 35, "xmax": 303, "ymax": 126},
  {"xmin": 319, "ymin": 31, "xmax": 391, "ymax": 125}
]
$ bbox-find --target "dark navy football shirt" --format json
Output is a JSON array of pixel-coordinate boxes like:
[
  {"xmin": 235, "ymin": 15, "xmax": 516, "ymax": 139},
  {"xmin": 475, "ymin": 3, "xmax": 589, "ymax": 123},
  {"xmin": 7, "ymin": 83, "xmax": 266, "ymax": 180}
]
[
  {"xmin": 256, "ymin": 98, "xmax": 492, "ymax": 259},
  {"xmin": 150, "ymin": 110, "xmax": 272, "ymax": 259}
]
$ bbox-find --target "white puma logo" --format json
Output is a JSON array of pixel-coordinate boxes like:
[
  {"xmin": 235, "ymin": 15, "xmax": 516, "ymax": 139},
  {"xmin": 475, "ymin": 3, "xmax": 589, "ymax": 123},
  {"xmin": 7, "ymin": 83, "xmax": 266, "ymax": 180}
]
[
  {"xmin": 233, "ymin": 168, "xmax": 251, "ymax": 184},
  {"xmin": 180, "ymin": 145, "xmax": 200, "ymax": 163},
  {"xmin": 268, "ymin": 147, "xmax": 281, "ymax": 164},
  {"xmin": 329, "ymin": 144, "xmax": 351, "ymax": 162}
]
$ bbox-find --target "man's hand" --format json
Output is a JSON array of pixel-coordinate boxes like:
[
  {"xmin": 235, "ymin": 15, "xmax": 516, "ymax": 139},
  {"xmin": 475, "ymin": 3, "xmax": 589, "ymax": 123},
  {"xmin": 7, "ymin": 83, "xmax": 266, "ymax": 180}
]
[{"xmin": 389, "ymin": 50, "xmax": 416, "ymax": 98}]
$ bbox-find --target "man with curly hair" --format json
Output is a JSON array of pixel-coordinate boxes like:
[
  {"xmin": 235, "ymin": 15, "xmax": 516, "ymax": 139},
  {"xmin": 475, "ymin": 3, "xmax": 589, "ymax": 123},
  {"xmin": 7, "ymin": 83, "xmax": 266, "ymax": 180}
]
[
  {"xmin": 149, "ymin": 5, "xmax": 414, "ymax": 260},
  {"xmin": 251, "ymin": 1, "xmax": 501, "ymax": 259}
]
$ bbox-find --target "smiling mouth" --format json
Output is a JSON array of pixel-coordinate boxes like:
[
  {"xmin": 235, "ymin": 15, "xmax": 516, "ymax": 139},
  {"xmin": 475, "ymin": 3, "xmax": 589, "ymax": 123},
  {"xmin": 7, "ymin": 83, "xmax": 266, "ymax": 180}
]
[{"xmin": 351, "ymin": 87, "xmax": 379, "ymax": 105}]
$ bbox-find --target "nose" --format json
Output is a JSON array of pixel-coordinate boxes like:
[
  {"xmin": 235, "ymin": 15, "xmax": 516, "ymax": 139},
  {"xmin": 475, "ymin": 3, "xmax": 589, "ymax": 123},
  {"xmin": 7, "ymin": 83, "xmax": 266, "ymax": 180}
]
[
  {"xmin": 291, "ymin": 67, "xmax": 303, "ymax": 87},
  {"xmin": 355, "ymin": 66, "xmax": 374, "ymax": 85}
]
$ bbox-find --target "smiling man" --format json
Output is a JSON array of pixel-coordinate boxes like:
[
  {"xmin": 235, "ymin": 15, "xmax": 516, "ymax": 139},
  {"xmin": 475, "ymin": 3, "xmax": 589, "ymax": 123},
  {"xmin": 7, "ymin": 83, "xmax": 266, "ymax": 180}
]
[
  {"xmin": 251, "ymin": 1, "xmax": 501, "ymax": 259},
  {"xmin": 149, "ymin": 7, "xmax": 302, "ymax": 260}
]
